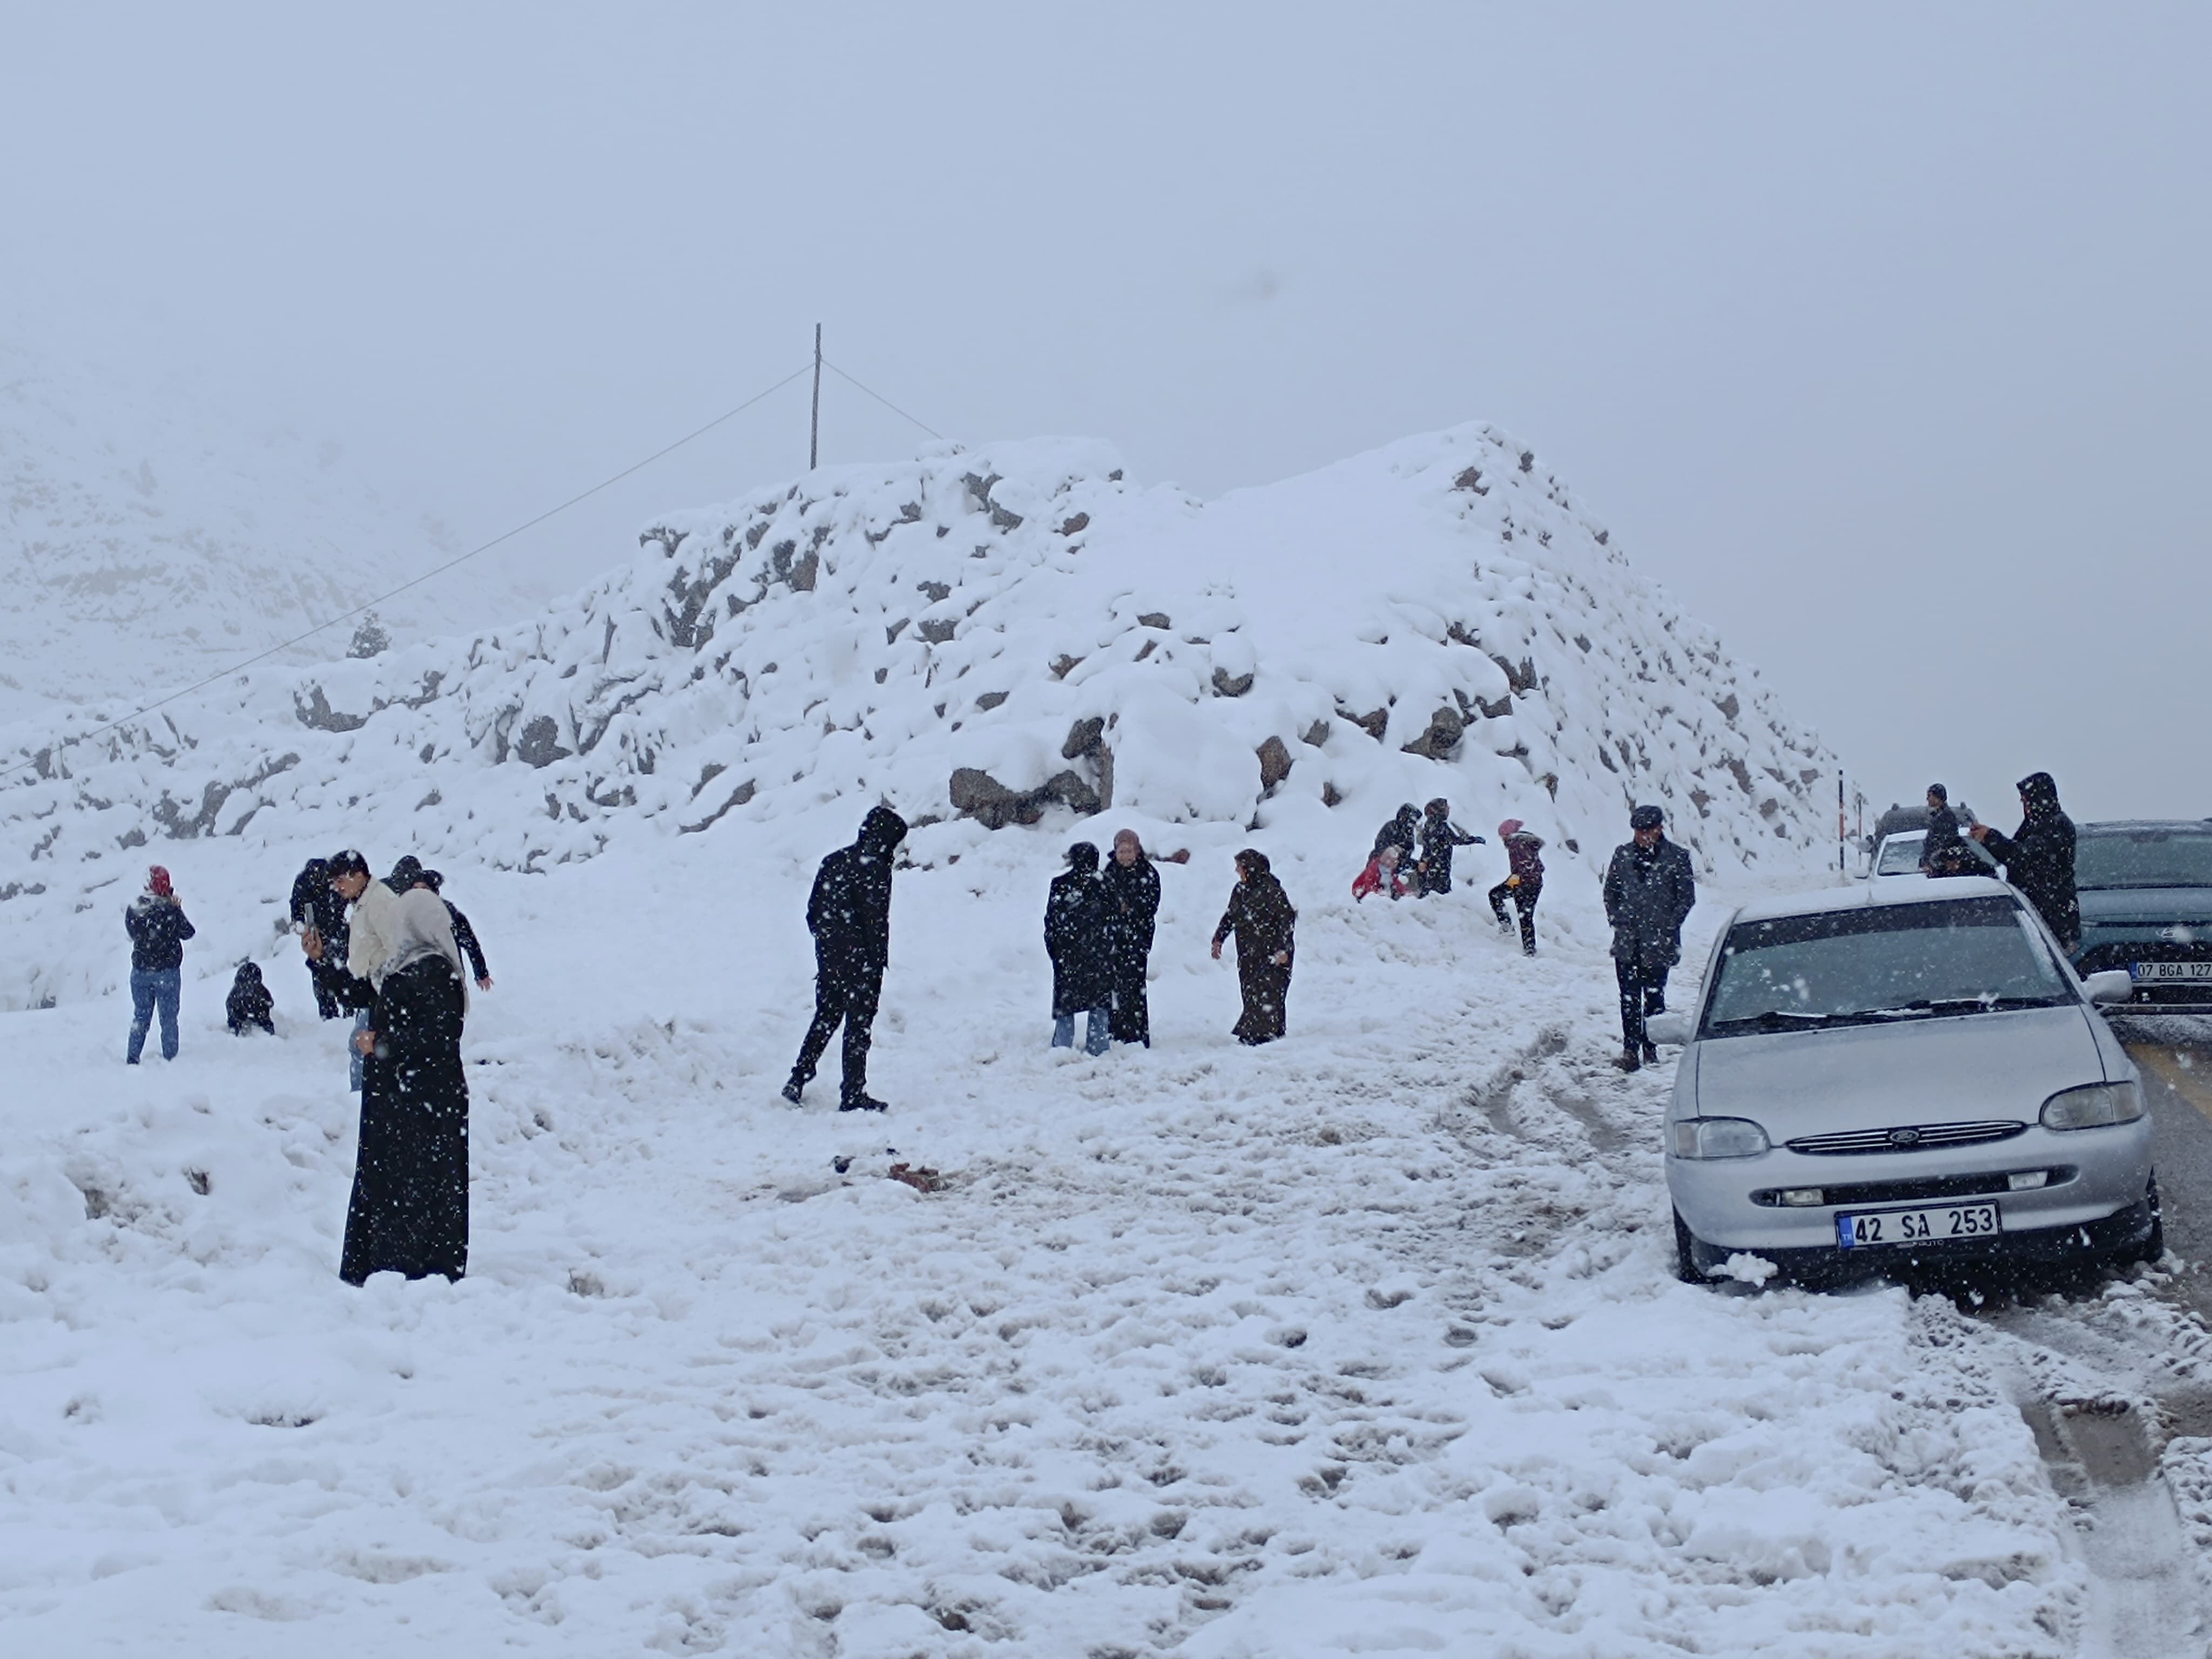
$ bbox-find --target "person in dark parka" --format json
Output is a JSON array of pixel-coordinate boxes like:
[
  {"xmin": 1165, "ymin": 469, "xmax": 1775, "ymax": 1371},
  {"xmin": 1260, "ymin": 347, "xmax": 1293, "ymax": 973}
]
[
  {"xmin": 291, "ymin": 857, "xmax": 350, "ymax": 1019},
  {"xmin": 1414, "ymin": 799, "xmax": 1484, "ymax": 895},
  {"xmin": 1211, "ymin": 849, "xmax": 1297, "ymax": 1046},
  {"xmin": 1372, "ymin": 805, "xmax": 1421, "ymax": 868},
  {"xmin": 226, "ymin": 962, "xmax": 275, "ymax": 1034},
  {"xmin": 1101, "ymin": 828, "xmax": 1162, "ymax": 1047},
  {"xmin": 125, "ymin": 865, "xmax": 195, "ymax": 1063},
  {"xmin": 1045, "ymin": 842, "xmax": 1114, "ymax": 1054},
  {"xmin": 419, "ymin": 870, "xmax": 493, "ymax": 990},
  {"xmin": 1488, "ymin": 819, "xmax": 1546, "ymax": 955},
  {"xmin": 1602, "ymin": 805, "xmax": 1697, "ymax": 1070},
  {"xmin": 1920, "ymin": 784, "xmax": 1976, "ymax": 878},
  {"xmin": 1972, "ymin": 771, "xmax": 2080, "ymax": 949},
  {"xmin": 340, "ymin": 885, "xmax": 471, "ymax": 1285},
  {"xmin": 785, "ymin": 806, "xmax": 908, "ymax": 1111}
]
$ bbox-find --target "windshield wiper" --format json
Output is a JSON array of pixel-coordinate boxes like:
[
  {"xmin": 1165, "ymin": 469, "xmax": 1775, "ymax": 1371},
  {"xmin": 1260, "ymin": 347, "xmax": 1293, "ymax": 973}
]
[
  {"xmin": 1883, "ymin": 995, "xmax": 2068, "ymax": 1016},
  {"xmin": 1706, "ymin": 1009, "xmax": 1854, "ymax": 1033}
]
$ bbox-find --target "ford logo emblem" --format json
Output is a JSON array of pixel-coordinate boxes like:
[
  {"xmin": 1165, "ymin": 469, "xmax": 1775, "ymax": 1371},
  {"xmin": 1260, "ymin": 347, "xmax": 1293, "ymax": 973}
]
[{"xmin": 1887, "ymin": 1128, "xmax": 1921, "ymax": 1146}]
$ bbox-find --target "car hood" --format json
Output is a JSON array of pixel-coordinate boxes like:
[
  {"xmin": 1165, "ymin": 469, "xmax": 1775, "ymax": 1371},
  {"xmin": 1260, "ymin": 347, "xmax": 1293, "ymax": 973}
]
[
  {"xmin": 2078, "ymin": 886, "xmax": 2212, "ymax": 927},
  {"xmin": 1690, "ymin": 1004, "xmax": 2106, "ymax": 1132}
]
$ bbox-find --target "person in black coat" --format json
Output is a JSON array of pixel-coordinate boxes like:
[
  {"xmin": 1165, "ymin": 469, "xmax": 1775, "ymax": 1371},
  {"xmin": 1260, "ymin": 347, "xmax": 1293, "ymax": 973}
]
[
  {"xmin": 1971, "ymin": 771, "xmax": 2080, "ymax": 949},
  {"xmin": 1045, "ymin": 842, "xmax": 1114, "ymax": 1054},
  {"xmin": 1414, "ymin": 798, "xmax": 1484, "ymax": 895},
  {"xmin": 1372, "ymin": 804, "xmax": 1421, "ymax": 868},
  {"xmin": 226, "ymin": 962, "xmax": 275, "ymax": 1034},
  {"xmin": 1211, "ymin": 848, "xmax": 1297, "ymax": 1045},
  {"xmin": 419, "ymin": 871, "xmax": 493, "ymax": 990},
  {"xmin": 1101, "ymin": 830, "xmax": 1162, "ymax": 1047},
  {"xmin": 1602, "ymin": 805, "xmax": 1697, "ymax": 1070},
  {"xmin": 290, "ymin": 857, "xmax": 350, "ymax": 1019},
  {"xmin": 1920, "ymin": 784, "xmax": 1976, "ymax": 878},
  {"xmin": 785, "ymin": 806, "xmax": 908, "ymax": 1111},
  {"xmin": 124, "ymin": 865, "xmax": 195, "ymax": 1063}
]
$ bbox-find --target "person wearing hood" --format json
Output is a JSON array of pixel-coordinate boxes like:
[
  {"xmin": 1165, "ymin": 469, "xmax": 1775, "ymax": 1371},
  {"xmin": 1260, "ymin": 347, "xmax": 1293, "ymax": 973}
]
[
  {"xmin": 1045, "ymin": 842, "xmax": 1113, "ymax": 1055},
  {"xmin": 124, "ymin": 865, "xmax": 195, "ymax": 1064},
  {"xmin": 1414, "ymin": 799, "xmax": 1484, "ymax": 896},
  {"xmin": 1602, "ymin": 805, "xmax": 1697, "ymax": 1070},
  {"xmin": 1488, "ymin": 821, "xmax": 1546, "ymax": 955},
  {"xmin": 785, "ymin": 806, "xmax": 908, "ymax": 1111},
  {"xmin": 1972, "ymin": 772, "xmax": 2079, "ymax": 948},
  {"xmin": 226, "ymin": 962, "xmax": 275, "ymax": 1035},
  {"xmin": 339, "ymin": 882, "xmax": 473, "ymax": 1285},
  {"xmin": 1101, "ymin": 829, "xmax": 1161, "ymax": 1047},
  {"xmin": 289, "ymin": 857, "xmax": 349, "ymax": 1019},
  {"xmin": 1211, "ymin": 849, "xmax": 1297, "ymax": 1045},
  {"xmin": 1372, "ymin": 805, "xmax": 1421, "ymax": 869}
]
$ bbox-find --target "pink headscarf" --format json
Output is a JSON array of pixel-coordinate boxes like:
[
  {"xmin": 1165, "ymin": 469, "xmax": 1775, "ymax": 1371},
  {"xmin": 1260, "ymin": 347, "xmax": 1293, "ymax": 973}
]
[
  {"xmin": 1497, "ymin": 819, "xmax": 1523, "ymax": 840},
  {"xmin": 146, "ymin": 865, "xmax": 173, "ymax": 898}
]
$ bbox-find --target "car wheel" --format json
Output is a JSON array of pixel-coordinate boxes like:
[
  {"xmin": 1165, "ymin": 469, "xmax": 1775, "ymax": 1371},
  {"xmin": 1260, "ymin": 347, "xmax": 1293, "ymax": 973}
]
[
  {"xmin": 2117, "ymin": 1175, "xmax": 2165, "ymax": 1267},
  {"xmin": 1673, "ymin": 1208, "xmax": 1705, "ymax": 1284}
]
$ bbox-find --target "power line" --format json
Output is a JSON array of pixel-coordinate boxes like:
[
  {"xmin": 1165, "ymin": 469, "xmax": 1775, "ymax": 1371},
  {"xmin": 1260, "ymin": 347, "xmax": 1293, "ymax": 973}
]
[
  {"xmin": 822, "ymin": 358, "xmax": 945, "ymax": 440},
  {"xmin": 1, "ymin": 361, "xmax": 815, "ymax": 785}
]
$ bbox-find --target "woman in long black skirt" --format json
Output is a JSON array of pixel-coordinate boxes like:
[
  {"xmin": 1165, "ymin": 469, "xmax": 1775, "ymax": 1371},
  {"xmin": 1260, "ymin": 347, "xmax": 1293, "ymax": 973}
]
[
  {"xmin": 1210, "ymin": 848, "xmax": 1296, "ymax": 1045},
  {"xmin": 341, "ymin": 886, "xmax": 471, "ymax": 1284},
  {"xmin": 1101, "ymin": 828, "xmax": 1161, "ymax": 1046}
]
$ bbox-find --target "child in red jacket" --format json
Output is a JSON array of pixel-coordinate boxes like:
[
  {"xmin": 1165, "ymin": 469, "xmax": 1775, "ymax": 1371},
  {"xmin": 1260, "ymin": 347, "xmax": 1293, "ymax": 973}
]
[{"xmin": 1353, "ymin": 844, "xmax": 1409, "ymax": 902}]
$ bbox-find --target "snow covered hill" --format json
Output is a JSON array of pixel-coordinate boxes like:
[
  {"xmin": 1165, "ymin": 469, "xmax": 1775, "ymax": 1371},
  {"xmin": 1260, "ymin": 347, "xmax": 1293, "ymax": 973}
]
[
  {"xmin": 0, "ymin": 333, "xmax": 541, "ymax": 719},
  {"xmin": 0, "ymin": 422, "xmax": 1842, "ymax": 1010}
]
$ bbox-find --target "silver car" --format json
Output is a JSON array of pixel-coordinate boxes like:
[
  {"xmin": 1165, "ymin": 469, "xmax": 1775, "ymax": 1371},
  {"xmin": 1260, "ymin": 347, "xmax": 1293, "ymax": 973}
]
[{"xmin": 1653, "ymin": 876, "xmax": 2159, "ymax": 1283}]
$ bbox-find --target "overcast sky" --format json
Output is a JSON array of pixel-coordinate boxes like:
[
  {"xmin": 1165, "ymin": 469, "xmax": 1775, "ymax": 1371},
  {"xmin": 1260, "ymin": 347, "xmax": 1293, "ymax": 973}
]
[{"xmin": 5, "ymin": 4, "xmax": 2206, "ymax": 823}]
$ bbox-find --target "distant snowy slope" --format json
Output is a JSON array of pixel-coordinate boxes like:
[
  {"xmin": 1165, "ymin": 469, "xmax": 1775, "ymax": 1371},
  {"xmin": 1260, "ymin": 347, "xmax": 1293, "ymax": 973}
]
[
  {"xmin": 0, "ymin": 422, "xmax": 1844, "ymax": 1009},
  {"xmin": 0, "ymin": 335, "xmax": 540, "ymax": 716}
]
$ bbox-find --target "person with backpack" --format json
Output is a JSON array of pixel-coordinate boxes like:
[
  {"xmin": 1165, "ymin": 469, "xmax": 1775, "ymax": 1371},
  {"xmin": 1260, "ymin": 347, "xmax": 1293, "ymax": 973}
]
[
  {"xmin": 1211, "ymin": 849, "xmax": 1297, "ymax": 1046},
  {"xmin": 124, "ymin": 865, "xmax": 195, "ymax": 1064},
  {"xmin": 1602, "ymin": 805, "xmax": 1696, "ymax": 1070},
  {"xmin": 1488, "ymin": 820, "xmax": 1546, "ymax": 955},
  {"xmin": 1044, "ymin": 842, "xmax": 1114, "ymax": 1055},
  {"xmin": 1414, "ymin": 799, "xmax": 1483, "ymax": 895},
  {"xmin": 1100, "ymin": 829, "xmax": 1161, "ymax": 1047},
  {"xmin": 784, "ymin": 806, "xmax": 908, "ymax": 1111},
  {"xmin": 1971, "ymin": 771, "xmax": 2080, "ymax": 949}
]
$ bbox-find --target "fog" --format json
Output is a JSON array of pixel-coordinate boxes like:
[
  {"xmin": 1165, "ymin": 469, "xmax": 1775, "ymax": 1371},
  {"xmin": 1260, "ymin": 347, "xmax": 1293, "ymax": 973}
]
[{"xmin": 4, "ymin": 4, "xmax": 2205, "ymax": 822}]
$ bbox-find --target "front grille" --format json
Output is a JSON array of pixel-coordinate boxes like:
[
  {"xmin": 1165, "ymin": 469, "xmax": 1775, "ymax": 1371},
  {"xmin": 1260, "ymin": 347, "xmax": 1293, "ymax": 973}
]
[{"xmin": 1784, "ymin": 1120, "xmax": 2027, "ymax": 1156}]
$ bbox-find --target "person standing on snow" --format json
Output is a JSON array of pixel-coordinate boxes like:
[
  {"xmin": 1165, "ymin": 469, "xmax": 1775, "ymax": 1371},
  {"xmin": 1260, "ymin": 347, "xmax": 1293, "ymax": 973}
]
[
  {"xmin": 1602, "ymin": 805, "xmax": 1696, "ymax": 1071},
  {"xmin": 784, "ymin": 806, "xmax": 908, "ymax": 1111},
  {"xmin": 1101, "ymin": 828, "xmax": 1161, "ymax": 1047},
  {"xmin": 289, "ymin": 856, "xmax": 350, "ymax": 1019},
  {"xmin": 1488, "ymin": 820, "xmax": 1546, "ymax": 955},
  {"xmin": 1414, "ymin": 799, "xmax": 1484, "ymax": 896},
  {"xmin": 339, "ymin": 881, "xmax": 473, "ymax": 1285},
  {"xmin": 1971, "ymin": 771, "xmax": 2080, "ymax": 949},
  {"xmin": 1211, "ymin": 849, "xmax": 1297, "ymax": 1046},
  {"xmin": 1045, "ymin": 842, "xmax": 1114, "ymax": 1055},
  {"xmin": 303, "ymin": 849, "xmax": 401, "ymax": 1093},
  {"xmin": 124, "ymin": 865, "xmax": 195, "ymax": 1064}
]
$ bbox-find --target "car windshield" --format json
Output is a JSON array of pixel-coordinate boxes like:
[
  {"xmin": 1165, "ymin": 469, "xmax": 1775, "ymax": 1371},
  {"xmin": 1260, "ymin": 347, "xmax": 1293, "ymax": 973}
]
[
  {"xmin": 1703, "ymin": 895, "xmax": 2073, "ymax": 1036},
  {"xmin": 2075, "ymin": 828, "xmax": 2212, "ymax": 891}
]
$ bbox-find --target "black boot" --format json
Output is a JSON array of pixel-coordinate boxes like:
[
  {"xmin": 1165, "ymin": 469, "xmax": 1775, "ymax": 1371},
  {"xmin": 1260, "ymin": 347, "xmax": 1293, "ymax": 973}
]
[
  {"xmin": 1641, "ymin": 1041, "xmax": 1661, "ymax": 1066},
  {"xmin": 1614, "ymin": 1046, "xmax": 1641, "ymax": 1073},
  {"xmin": 780, "ymin": 1075, "xmax": 805, "ymax": 1105},
  {"xmin": 839, "ymin": 1094, "xmax": 889, "ymax": 1114}
]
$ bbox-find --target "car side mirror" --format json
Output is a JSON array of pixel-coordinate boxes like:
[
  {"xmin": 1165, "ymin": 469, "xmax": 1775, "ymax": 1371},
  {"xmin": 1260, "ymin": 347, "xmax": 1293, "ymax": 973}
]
[
  {"xmin": 2082, "ymin": 969, "xmax": 2133, "ymax": 1007},
  {"xmin": 1645, "ymin": 1011, "xmax": 1691, "ymax": 1046}
]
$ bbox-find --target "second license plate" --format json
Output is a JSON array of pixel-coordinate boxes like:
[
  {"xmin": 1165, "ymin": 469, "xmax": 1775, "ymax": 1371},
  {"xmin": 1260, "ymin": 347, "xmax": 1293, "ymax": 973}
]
[
  {"xmin": 1836, "ymin": 1202, "xmax": 2001, "ymax": 1249},
  {"xmin": 2133, "ymin": 962, "xmax": 2212, "ymax": 981}
]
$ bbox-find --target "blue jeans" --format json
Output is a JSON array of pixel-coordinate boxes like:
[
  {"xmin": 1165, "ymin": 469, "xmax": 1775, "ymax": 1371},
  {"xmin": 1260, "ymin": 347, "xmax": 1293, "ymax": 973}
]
[
  {"xmin": 350, "ymin": 1008, "xmax": 372, "ymax": 1092},
  {"xmin": 127, "ymin": 968, "xmax": 181, "ymax": 1063},
  {"xmin": 1053, "ymin": 1006, "xmax": 1110, "ymax": 1056}
]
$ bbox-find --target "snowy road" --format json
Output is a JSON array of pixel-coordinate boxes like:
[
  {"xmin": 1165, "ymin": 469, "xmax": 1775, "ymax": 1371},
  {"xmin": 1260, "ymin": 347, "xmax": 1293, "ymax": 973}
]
[{"xmin": 1, "ymin": 841, "xmax": 2201, "ymax": 1655}]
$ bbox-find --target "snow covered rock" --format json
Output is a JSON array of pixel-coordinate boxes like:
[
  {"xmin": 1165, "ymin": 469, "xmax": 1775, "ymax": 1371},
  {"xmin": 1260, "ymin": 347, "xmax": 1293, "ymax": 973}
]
[{"xmin": 0, "ymin": 422, "xmax": 1842, "ymax": 1009}]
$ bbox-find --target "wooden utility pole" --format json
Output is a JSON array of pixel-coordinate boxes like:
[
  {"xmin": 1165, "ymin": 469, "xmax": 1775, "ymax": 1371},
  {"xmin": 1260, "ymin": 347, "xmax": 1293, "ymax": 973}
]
[{"xmin": 809, "ymin": 323, "xmax": 822, "ymax": 470}]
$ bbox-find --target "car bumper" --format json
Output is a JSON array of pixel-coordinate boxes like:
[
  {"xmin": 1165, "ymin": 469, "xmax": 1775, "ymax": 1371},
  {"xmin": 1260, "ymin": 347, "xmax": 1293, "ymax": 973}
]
[{"xmin": 1667, "ymin": 1121, "xmax": 2154, "ymax": 1271}]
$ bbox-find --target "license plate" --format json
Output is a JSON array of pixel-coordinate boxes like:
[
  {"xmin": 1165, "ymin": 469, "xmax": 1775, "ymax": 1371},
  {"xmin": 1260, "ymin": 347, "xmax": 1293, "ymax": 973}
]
[
  {"xmin": 2133, "ymin": 962, "xmax": 2212, "ymax": 981},
  {"xmin": 1836, "ymin": 1202, "xmax": 2002, "ymax": 1249}
]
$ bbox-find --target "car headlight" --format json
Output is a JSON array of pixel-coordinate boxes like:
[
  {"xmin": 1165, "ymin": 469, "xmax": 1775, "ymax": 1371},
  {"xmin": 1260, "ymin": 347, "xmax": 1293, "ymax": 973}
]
[
  {"xmin": 2039, "ymin": 1081, "xmax": 2144, "ymax": 1131},
  {"xmin": 1668, "ymin": 1117, "xmax": 1772, "ymax": 1159}
]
